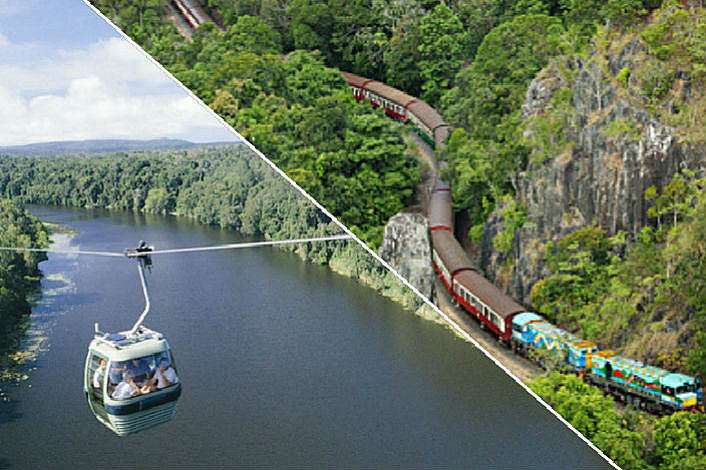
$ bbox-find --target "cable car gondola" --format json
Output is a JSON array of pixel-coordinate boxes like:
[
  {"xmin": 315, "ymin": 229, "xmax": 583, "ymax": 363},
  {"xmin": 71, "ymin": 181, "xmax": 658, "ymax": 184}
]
[
  {"xmin": 1, "ymin": 234, "xmax": 351, "ymax": 436},
  {"xmin": 84, "ymin": 244, "xmax": 181, "ymax": 436}
]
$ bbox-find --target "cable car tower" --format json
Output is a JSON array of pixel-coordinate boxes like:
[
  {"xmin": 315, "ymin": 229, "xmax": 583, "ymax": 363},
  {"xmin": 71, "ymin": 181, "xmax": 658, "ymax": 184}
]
[{"xmin": 1, "ymin": 234, "xmax": 351, "ymax": 436}]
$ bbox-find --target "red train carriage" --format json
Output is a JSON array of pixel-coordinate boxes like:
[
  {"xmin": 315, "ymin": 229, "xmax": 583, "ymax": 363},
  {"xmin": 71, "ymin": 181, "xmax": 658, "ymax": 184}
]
[
  {"xmin": 364, "ymin": 81, "xmax": 416, "ymax": 121},
  {"xmin": 429, "ymin": 180, "xmax": 453, "ymax": 232},
  {"xmin": 430, "ymin": 230, "xmax": 474, "ymax": 292},
  {"xmin": 340, "ymin": 71, "xmax": 374, "ymax": 102},
  {"xmin": 339, "ymin": 71, "xmax": 450, "ymax": 147},
  {"xmin": 173, "ymin": 0, "xmax": 215, "ymax": 30},
  {"xmin": 453, "ymin": 270, "xmax": 525, "ymax": 342},
  {"xmin": 407, "ymin": 100, "xmax": 450, "ymax": 148}
]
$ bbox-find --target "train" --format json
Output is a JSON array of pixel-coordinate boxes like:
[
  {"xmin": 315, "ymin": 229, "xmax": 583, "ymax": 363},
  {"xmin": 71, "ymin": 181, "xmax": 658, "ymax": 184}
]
[
  {"xmin": 172, "ymin": 0, "xmax": 703, "ymax": 415},
  {"xmin": 341, "ymin": 71, "xmax": 704, "ymax": 415},
  {"xmin": 340, "ymin": 72, "xmax": 450, "ymax": 149},
  {"xmin": 171, "ymin": 0, "xmax": 216, "ymax": 31}
]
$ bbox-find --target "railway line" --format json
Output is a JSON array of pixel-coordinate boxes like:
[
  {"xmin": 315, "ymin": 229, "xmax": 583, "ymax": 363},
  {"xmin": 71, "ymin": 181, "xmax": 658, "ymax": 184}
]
[{"xmin": 167, "ymin": 0, "xmax": 703, "ymax": 415}]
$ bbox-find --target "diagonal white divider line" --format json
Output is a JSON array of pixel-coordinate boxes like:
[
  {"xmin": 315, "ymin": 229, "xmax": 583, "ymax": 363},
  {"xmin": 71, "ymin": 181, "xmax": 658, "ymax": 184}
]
[{"xmin": 78, "ymin": 3, "xmax": 621, "ymax": 468}]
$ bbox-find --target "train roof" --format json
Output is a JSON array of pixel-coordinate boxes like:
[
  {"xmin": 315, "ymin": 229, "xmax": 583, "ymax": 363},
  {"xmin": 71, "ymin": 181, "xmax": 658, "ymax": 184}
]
[
  {"xmin": 512, "ymin": 312, "xmax": 544, "ymax": 326},
  {"xmin": 454, "ymin": 269, "xmax": 526, "ymax": 319},
  {"xmin": 180, "ymin": 0, "xmax": 213, "ymax": 26},
  {"xmin": 429, "ymin": 190, "xmax": 453, "ymax": 230},
  {"xmin": 364, "ymin": 81, "xmax": 417, "ymax": 107},
  {"xmin": 340, "ymin": 71, "xmax": 371, "ymax": 88},
  {"xmin": 662, "ymin": 373, "xmax": 697, "ymax": 387},
  {"xmin": 408, "ymin": 100, "xmax": 446, "ymax": 129},
  {"xmin": 527, "ymin": 315, "xmax": 578, "ymax": 341},
  {"xmin": 605, "ymin": 355, "xmax": 670, "ymax": 380},
  {"xmin": 430, "ymin": 230, "xmax": 474, "ymax": 275}
]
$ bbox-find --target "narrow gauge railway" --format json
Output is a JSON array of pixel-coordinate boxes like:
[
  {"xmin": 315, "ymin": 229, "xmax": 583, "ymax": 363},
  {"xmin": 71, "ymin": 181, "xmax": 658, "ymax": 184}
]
[{"xmin": 172, "ymin": 0, "xmax": 704, "ymax": 415}]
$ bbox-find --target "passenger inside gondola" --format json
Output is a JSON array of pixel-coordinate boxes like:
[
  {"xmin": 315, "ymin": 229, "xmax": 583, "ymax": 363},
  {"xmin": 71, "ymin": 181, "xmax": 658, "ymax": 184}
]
[
  {"xmin": 142, "ymin": 358, "xmax": 179, "ymax": 393},
  {"xmin": 112, "ymin": 371, "xmax": 141, "ymax": 400},
  {"xmin": 92, "ymin": 358, "xmax": 106, "ymax": 389},
  {"xmin": 128, "ymin": 357, "xmax": 153, "ymax": 385},
  {"xmin": 108, "ymin": 361, "xmax": 128, "ymax": 395}
]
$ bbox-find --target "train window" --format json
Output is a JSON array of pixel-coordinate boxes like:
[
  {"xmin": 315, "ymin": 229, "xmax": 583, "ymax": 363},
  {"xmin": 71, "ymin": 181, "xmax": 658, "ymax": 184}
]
[
  {"xmin": 676, "ymin": 384, "xmax": 693, "ymax": 394},
  {"xmin": 662, "ymin": 385, "xmax": 675, "ymax": 396},
  {"xmin": 512, "ymin": 323, "xmax": 522, "ymax": 332}
]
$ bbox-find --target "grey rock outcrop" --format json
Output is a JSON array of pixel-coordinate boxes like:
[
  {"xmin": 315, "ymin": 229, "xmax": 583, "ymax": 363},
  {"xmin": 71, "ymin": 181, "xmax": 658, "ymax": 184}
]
[
  {"xmin": 481, "ymin": 35, "xmax": 706, "ymax": 305},
  {"xmin": 378, "ymin": 212, "xmax": 435, "ymax": 301}
]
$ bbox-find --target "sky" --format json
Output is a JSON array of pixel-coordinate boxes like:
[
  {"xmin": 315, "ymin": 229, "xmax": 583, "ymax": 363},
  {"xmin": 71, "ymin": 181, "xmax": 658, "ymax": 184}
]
[{"xmin": 0, "ymin": 0, "xmax": 239, "ymax": 145}]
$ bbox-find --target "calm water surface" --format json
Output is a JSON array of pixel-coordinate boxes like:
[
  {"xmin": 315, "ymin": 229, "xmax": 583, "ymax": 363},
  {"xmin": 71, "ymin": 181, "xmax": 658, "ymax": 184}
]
[{"xmin": 0, "ymin": 207, "xmax": 612, "ymax": 469}]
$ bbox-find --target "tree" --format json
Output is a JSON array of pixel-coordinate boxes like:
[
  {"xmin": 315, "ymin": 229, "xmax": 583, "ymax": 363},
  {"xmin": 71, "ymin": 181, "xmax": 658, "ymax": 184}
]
[
  {"xmin": 531, "ymin": 372, "xmax": 647, "ymax": 469},
  {"xmin": 651, "ymin": 413, "xmax": 706, "ymax": 469},
  {"xmin": 417, "ymin": 3, "xmax": 465, "ymax": 105}
]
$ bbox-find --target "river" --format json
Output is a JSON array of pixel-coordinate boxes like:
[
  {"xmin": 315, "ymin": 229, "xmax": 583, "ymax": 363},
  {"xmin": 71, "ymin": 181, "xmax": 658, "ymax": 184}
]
[{"xmin": 0, "ymin": 206, "xmax": 612, "ymax": 469}]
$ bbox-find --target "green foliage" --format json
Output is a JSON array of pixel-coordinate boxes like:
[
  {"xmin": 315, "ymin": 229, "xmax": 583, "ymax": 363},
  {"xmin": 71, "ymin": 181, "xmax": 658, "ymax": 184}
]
[
  {"xmin": 0, "ymin": 147, "xmax": 339, "ymax": 249},
  {"xmin": 521, "ymin": 87, "xmax": 576, "ymax": 164},
  {"xmin": 639, "ymin": 1, "xmax": 706, "ymax": 83},
  {"xmin": 492, "ymin": 195, "xmax": 526, "ymax": 254},
  {"xmin": 600, "ymin": 0, "xmax": 648, "ymax": 27},
  {"xmin": 640, "ymin": 60, "xmax": 674, "ymax": 101},
  {"xmin": 530, "ymin": 225, "xmax": 614, "ymax": 326},
  {"xmin": 468, "ymin": 222, "xmax": 485, "ymax": 245},
  {"xmin": 601, "ymin": 118, "xmax": 640, "ymax": 141},
  {"xmin": 532, "ymin": 374, "xmax": 706, "ymax": 469},
  {"xmin": 616, "ymin": 66, "xmax": 631, "ymax": 87},
  {"xmin": 652, "ymin": 413, "xmax": 706, "ymax": 469},
  {"xmin": 417, "ymin": 3, "xmax": 465, "ymax": 105},
  {"xmin": 144, "ymin": 188, "xmax": 173, "ymax": 214},
  {"xmin": 289, "ymin": 0, "xmax": 334, "ymax": 53},
  {"xmin": 531, "ymin": 373, "xmax": 647, "ymax": 469},
  {"xmin": 645, "ymin": 169, "xmax": 702, "ymax": 229},
  {"xmin": 444, "ymin": 14, "xmax": 564, "ymax": 136},
  {"xmin": 0, "ymin": 199, "xmax": 49, "ymax": 359},
  {"xmin": 441, "ymin": 14, "xmax": 563, "ymax": 223}
]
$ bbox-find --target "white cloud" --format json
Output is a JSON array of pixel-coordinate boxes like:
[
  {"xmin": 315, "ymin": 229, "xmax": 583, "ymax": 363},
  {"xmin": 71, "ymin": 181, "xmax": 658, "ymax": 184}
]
[
  {"xmin": 1, "ymin": 38, "xmax": 171, "ymax": 94},
  {"xmin": 0, "ymin": 37, "xmax": 235, "ymax": 145}
]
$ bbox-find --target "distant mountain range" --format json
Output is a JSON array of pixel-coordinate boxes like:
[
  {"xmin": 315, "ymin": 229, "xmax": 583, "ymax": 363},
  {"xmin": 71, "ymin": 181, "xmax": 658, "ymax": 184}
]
[{"xmin": 0, "ymin": 138, "xmax": 242, "ymax": 157}]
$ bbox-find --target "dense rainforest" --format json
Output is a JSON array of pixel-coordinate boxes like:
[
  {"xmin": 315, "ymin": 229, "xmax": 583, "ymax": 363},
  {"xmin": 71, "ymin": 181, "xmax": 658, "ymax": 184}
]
[
  {"xmin": 0, "ymin": 200, "xmax": 48, "ymax": 380},
  {"xmin": 92, "ymin": 0, "xmax": 420, "ymax": 248},
  {"xmin": 0, "ymin": 147, "xmax": 430, "ymax": 313},
  {"xmin": 73, "ymin": 0, "xmax": 706, "ymax": 466}
]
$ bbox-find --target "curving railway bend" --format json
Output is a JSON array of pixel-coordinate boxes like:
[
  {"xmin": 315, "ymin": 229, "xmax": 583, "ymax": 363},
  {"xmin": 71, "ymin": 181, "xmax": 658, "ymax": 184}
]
[{"xmin": 168, "ymin": 0, "xmax": 703, "ymax": 415}]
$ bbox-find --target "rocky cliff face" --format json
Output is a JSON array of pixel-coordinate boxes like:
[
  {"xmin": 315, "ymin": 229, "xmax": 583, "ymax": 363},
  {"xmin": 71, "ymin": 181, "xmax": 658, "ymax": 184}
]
[
  {"xmin": 378, "ymin": 212, "xmax": 435, "ymax": 302},
  {"xmin": 481, "ymin": 35, "xmax": 706, "ymax": 306}
]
